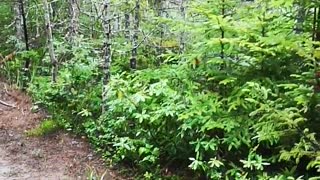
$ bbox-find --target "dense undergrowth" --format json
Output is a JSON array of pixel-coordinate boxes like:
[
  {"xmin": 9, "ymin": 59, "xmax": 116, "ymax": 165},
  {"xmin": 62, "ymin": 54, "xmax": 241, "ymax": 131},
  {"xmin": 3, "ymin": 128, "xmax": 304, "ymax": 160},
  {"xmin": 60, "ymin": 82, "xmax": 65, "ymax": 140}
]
[{"xmin": 1, "ymin": 0, "xmax": 320, "ymax": 179}]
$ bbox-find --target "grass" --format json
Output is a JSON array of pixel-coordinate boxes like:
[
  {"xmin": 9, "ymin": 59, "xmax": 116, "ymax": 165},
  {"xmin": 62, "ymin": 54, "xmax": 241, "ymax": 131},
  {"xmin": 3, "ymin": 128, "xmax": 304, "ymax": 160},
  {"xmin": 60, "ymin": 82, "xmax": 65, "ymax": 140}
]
[{"xmin": 85, "ymin": 165, "xmax": 110, "ymax": 180}]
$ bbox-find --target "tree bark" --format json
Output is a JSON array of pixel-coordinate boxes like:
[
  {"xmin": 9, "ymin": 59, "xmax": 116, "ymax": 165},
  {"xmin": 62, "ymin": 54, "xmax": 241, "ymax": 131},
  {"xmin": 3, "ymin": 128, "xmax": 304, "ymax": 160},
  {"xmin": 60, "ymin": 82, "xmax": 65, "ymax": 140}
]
[
  {"xmin": 43, "ymin": 0, "xmax": 58, "ymax": 83},
  {"xmin": 102, "ymin": 0, "xmax": 112, "ymax": 113},
  {"xmin": 69, "ymin": 0, "xmax": 80, "ymax": 43},
  {"xmin": 14, "ymin": 1, "xmax": 24, "ymax": 48},
  {"xmin": 130, "ymin": 0, "xmax": 140, "ymax": 69},
  {"xmin": 124, "ymin": 1, "xmax": 130, "ymax": 40}
]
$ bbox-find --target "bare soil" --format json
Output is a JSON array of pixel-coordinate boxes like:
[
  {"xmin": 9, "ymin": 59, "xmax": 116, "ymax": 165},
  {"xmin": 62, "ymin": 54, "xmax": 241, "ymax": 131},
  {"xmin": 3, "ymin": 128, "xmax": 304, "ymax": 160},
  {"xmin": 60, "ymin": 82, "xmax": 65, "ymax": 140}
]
[{"xmin": 0, "ymin": 82, "xmax": 117, "ymax": 180}]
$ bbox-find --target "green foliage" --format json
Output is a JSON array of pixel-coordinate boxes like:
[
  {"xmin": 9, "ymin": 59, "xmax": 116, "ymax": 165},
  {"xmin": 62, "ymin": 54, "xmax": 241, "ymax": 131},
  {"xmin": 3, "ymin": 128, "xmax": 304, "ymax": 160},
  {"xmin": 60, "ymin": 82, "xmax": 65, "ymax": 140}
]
[
  {"xmin": 27, "ymin": 40, "xmax": 102, "ymax": 132},
  {"xmin": 2, "ymin": 0, "xmax": 320, "ymax": 179}
]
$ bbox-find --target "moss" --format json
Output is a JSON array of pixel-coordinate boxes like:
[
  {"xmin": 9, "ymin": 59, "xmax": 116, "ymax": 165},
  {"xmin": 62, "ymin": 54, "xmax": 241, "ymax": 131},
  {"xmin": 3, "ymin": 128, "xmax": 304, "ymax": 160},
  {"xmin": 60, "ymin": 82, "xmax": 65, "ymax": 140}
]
[{"xmin": 26, "ymin": 119, "xmax": 61, "ymax": 137}]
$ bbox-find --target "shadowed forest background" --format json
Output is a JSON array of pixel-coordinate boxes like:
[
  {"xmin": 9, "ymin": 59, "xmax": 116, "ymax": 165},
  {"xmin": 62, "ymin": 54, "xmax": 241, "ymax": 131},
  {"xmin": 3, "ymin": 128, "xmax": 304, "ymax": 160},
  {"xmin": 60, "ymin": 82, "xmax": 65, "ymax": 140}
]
[{"xmin": 1, "ymin": 0, "xmax": 320, "ymax": 179}]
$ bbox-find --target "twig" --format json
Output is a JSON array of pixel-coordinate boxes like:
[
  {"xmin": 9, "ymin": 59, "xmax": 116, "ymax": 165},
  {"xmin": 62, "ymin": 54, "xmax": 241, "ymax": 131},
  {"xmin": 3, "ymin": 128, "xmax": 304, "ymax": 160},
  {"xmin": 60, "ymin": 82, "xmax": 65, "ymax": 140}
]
[{"xmin": 0, "ymin": 100, "xmax": 16, "ymax": 108}]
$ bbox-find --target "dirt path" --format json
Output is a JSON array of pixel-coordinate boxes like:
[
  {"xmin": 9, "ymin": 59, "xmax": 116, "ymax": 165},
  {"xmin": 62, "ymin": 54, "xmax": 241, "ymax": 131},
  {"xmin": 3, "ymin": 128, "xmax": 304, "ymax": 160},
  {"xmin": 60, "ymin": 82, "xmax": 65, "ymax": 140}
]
[{"xmin": 0, "ymin": 82, "xmax": 116, "ymax": 180}]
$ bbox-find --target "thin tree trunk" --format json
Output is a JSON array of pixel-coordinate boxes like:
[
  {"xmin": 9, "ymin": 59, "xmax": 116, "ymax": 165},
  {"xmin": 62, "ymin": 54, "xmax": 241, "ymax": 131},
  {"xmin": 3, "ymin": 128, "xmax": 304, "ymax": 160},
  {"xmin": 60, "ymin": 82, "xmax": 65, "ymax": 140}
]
[
  {"xmin": 220, "ymin": 0, "xmax": 225, "ymax": 60},
  {"xmin": 43, "ymin": 0, "xmax": 58, "ymax": 83},
  {"xmin": 35, "ymin": 5, "xmax": 41, "ymax": 38},
  {"xmin": 15, "ymin": 0, "xmax": 30, "ymax": 88},
  {"xmin": 114, "ymin": 13, "xmax": 121, "ymax": 33},
  {"xmin": 156, "ymin": 1, "xmax": 164, "ymax": 65},
  {"xmin": 51, "ymin": 1, "xmax": 57, "ymax": 20},
  {"xmin": 69, "ymin": 0, "xmax": 80, "ymax": 43},
  {"xmin": 179, "ymin": 0, "xmax": 186, "ymax": 54},
  {"xmin": 316, "ymin": 7, "xmax": 320, "ymax": 42},
  {"xmin": 130, "ymin": 0, "xmax": 140, "ymax": 69},
  {"xmin": 312, "ymin": 7, "xmax": 317, "ymax": 41},
  {"xmin": 19, "ymin": 0, "xmax": 30, "ymax": 69},
  {"xmin": 124, "ymin": 2, "xmax": 130, "ymax": 40},
  {"xmin": 124, "ymin": 1, "xmax": 131, "ymax": 62},
  {"xmin": 90, "ymin": 1, "xmax": 96, "ymax": 38},
  {"xmin": 295, "ymin": 0, "xmax": 305, "ymax": 34},
  {"xmin": 15, "ymin": 0, "xmax": 30, "ymax": 68},
  {"xmin": 102, "ymin": 0, "xmax": 112, "ymax": 113}
]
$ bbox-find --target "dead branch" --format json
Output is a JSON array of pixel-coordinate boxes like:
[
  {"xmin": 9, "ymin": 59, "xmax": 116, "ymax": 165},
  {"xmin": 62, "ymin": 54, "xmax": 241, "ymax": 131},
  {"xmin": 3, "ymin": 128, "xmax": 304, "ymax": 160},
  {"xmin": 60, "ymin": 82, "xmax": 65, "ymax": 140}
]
[{"xmin": 0, "ymin": 100, "xmax": 16, "ymax": 108}]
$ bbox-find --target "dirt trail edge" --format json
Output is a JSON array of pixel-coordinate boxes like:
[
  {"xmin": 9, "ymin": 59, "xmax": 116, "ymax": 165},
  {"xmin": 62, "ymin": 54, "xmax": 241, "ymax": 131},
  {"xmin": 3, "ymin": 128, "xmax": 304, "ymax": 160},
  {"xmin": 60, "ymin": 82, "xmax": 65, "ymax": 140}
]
[{"xmin": 0, "ymin": 82, "xmax": 117, "ymax": 180}]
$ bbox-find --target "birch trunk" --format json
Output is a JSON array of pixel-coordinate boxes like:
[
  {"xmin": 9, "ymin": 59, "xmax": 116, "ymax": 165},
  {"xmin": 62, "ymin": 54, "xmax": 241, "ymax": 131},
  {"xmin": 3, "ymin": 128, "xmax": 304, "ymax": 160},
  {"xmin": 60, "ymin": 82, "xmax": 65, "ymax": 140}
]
[
  {"xmin": 102, "ymin": 0, "xmax": 112, "ymax": 113},
  {"xmin": 69, "ymin": 0, "xmax": 80, "ymax": 43},
  {"xmin": 130, "ymin": 0, "xmax": 140, "ymax": 69},
  {"xmin": 114, "ymin": 13, "xmax": 121, "ymax": 33},
  {"xmin": 15, "ymin": 0, "xmax": 29, "ymax": 53},
  {"xmin": 43, "ymin": 0, "xmax": 58, "ymax": 83},
  {"xmin": 14, "ymin": 1, "xmax": 24, "ymax": 48}
]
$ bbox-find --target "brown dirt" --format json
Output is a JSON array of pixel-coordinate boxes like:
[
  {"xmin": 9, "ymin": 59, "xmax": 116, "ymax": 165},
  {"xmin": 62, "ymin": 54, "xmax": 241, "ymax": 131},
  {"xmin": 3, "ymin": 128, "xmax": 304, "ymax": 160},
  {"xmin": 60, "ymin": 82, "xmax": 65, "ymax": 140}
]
[{"xmin": 0, "ymin": 82, "xmax": 118, "ymax": 180}]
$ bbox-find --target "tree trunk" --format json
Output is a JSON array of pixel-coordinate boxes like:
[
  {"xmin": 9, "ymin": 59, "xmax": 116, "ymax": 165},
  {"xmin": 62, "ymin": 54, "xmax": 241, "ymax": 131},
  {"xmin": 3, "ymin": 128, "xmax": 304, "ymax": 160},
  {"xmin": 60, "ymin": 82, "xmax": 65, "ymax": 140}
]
[
  {"xmin": 43, "ymin": 0, "xmax": 58, "ymax": 83},
  {"xmin": 124, "ymin": 1, "xmax": 131, "ymax": 62},
  {"xmin": 20, "ymin": 0, "xmax": 30, "ymax": 69},
  {"xmin": 316, "ymin": 7, "xmax": 320, "ymax": 42},
  {"xmin": 313, "ymin": 8, "xmax": 317, "ymax": 41},
  {"xmin": 90, "ymin": 1, "xmax": 97, "ymax": 38},
  {"xmin": 14, "ymin": 1, "xmax": 24, "ymax": 48},
  {"xmin": 114, "ymin": 13, "xmax": 121, "ymax": 33},
  {"xmin": 124, "ymin": 2, "xmax": 130, "ymax": 40},
  {"xmin": 220, "ymin": 0, "xmax": 225, "ymax": 60},
  {"xmin": 102, "ymin": 0, "xmax": 112, "ymax": 113},
  {"xmin": 15, "ymin": 0, "xmax": 30, "ymax": 68},
  {"xmin": 15, "ymin": 0, "xmax": 30, "ymax": 88},
  {"xmin": 179, "ymin": 0, "xmax": 186, "ymax": 54},
  {"xmin": 295, "ymin": 0, "xmax": 305, "ymax": 34},
  {"xmin": 69, "ymin": 0, "xmax": 80, "ymax": 43},
  {"xmin": 130, "ymin": 0, "xmax": 140, "ymax": 69},
  {"xmin": 156, "ymin": 0, "xmax": 165, "ymax": 65}
]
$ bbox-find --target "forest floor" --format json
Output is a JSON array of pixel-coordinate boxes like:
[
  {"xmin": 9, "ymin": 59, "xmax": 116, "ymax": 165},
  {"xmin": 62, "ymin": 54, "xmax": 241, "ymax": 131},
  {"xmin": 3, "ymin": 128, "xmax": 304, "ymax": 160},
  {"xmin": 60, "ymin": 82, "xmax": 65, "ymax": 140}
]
[{"xmin": 0, "ymin": 81, "xmax": 118, "ymax": 180}]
